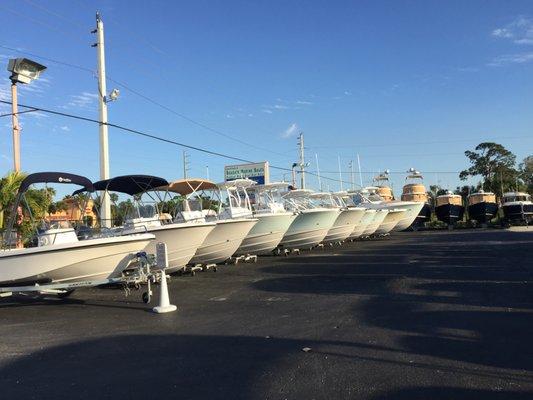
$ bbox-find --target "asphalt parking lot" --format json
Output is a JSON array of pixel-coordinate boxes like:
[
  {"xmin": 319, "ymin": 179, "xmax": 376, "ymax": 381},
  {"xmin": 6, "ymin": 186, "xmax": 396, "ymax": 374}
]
[{"xmin": 0, "ymin": 229, "xmax": 532, "ymax": 399}]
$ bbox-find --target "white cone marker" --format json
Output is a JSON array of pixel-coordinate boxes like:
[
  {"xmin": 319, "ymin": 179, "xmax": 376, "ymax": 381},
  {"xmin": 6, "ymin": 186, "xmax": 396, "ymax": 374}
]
[
  {"xmin": 153, "ymin": 271, "xmax": 177, "ymax": 313},
  {"xmin": 153, "ymin": 242, "xmax": 177, "ymax": 314}
]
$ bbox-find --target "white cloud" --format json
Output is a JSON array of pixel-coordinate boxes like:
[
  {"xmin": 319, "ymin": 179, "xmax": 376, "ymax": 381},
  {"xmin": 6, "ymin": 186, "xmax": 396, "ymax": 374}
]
[
  {"xmin": 64, "ymin": 92, "xmax": 99, "ymax": 109},
  {"xmin": 25, "ymin": 111, "xmax": 48, "ymax": 119},
  {"xmin": 456, "ymin": 66, "xmax": 479, "ymax": 72},
  {"xmin": 262, "ymin": 109, "xmax": 273, "ymax": 114},
  {"xmin": 344, "ymin": 90, "xmax": 352, "ymax": 96},
  {"xmin": 273, "ymin": 104, "xmax": 289, "ymax": 110},
  {"xmin": 247, "ymin": 113, "xmax": 254, "ymax": 117},
  {"xmin": 492, "ymin": 16, "xmax": 533, "ymax": 44},
  {"xmin": 295, "ymin": 100, "xmax": 313, "ymax": 105},
  {"xmin": 225, "ymin": 114, "xmax": 234, "ymax": 119},
  {"xmin": 492, "ymin": 28, "xmax": 513, "ymax": 38},
  {"xmin": 487, "ymin": 52, "xmax": 533, "ymax": 66},
  {"xmin": 60, "ymin": 125, "xmax": 70, "ymax": 132},
  {"xmin": 281, "ymin": 123, "xmax": 298, "ymax": 139}
]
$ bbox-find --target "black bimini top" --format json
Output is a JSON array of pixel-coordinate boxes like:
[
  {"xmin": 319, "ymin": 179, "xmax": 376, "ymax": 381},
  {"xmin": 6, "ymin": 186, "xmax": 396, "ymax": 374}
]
[
  {"xmin": 93, "ymin": 175, "xmax": 169, "ymax": 196},
  {"xmin": 18, "ymin": 172, "xmax": 94, "ymax": 193}
]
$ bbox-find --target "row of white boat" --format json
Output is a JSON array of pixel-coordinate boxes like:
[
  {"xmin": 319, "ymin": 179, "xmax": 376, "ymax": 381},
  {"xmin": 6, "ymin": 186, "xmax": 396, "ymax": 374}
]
[{"xmin": 0, "ymin": 173, "xmax": 424, "ymax": 291}]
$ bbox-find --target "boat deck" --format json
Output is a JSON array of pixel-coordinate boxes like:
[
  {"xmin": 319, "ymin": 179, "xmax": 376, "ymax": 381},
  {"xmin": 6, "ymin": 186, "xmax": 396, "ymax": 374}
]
[{"xmin": 1, "ymin": 229, "xmax": 532, "ymax": 399}]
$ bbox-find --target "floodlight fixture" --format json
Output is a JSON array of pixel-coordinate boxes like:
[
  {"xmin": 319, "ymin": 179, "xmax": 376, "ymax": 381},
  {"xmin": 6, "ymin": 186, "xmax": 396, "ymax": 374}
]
[
  {"xmin": 105, "ymin": 88, "xmax": 120, "ymax": 102},
  {"xmin": 7, "ymin": 58, "xmax": 46, "ymax": 84}
]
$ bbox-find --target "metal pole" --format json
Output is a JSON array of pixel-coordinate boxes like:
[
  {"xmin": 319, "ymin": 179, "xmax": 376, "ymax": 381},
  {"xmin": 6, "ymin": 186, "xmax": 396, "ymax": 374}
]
[
  {"xmin": 10, "ymin": 82, "xmax": 20, "ymax": 171},
  {"xmin": 338, "ymin": 155, "xmax": 343, "ymax": 191},
  {"xmin": 206, "ymin": 165, "xmax": 209, "ymax": 180},
  {"xmin": 183, "ymin": 150, "xmax": 187, "ymax": 179},
  {"xmin": 349, "ymin": 160, "xmax": 354, "ymax": 190},
  {"xmin": 357, "ymin": 154, "xmax": 363, "ymax": 187},
  {"xmin": 315, "ymin": 153, "xmax": 322, "ymax": 191},
  {"xmin": 95, "ymin": 12, "xmax": 111, "ymax": 227},
  {"xmin": 291, "ymin": 165, "xmax": 296, "ymax": 187},
  {"xmin": 298, "ymin": 133, "xmax": 305, "ymax": 189}
]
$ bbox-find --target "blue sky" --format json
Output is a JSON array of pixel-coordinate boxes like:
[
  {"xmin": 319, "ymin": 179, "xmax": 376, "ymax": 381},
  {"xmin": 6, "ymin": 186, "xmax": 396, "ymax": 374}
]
[{"xmin": 0, "ymin": 0, "xmax": 532, "ymax": 196}]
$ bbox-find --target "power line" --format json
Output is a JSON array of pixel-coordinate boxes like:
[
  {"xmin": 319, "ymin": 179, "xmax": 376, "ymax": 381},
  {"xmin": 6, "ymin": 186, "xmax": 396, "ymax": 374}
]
[
  {"xmin": 0, "ymin": 45, "xmax": 94, "ymax": 74},
  {"xmin": 0, "ymin": 45, "xmax": 292, "ymax": 160},
  {"xmin": 0, "ymin": 109, "xmax": 38, "ymax": 118},
  {"xmin": 0, "ymin": 99, "xmax": 358, "ymax": 187},
  {"xmin": 306, "ymin": 135, "xmax": 532, "ymax": 149}
]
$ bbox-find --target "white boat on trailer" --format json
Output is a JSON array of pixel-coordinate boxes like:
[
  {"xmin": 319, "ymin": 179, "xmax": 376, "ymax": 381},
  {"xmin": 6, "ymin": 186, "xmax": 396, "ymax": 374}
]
[
  {"xmin": 92, "ymin": 175, "xmax": 217, "ymax": 274},
  {"xmin": 0, "ymin": 172, "xmax": 154, "ymax": 293},
  {"xmin": 349, "ymin": 208, "xmax": 377, "ymax": 239},
  {"xmin": 279, "ymin": 189, "xmax": 339, "ymax": 250},
  {"xmin": 310, "ymin": 192, "xmax": 366, "ymax": 244},
  {"xmin": 231, "ymin": 180, "xmax": 297, "ymax": 256},
  {"xmin": 168, "ymin": 179, "xmax": 257, "ymax": 268}
]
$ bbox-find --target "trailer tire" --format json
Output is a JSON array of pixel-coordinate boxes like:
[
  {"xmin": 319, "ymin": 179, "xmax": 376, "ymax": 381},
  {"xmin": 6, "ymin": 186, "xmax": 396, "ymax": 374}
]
[{"xmin": 57, "ymin": 289, "xmax": 75, "ymax": 299}]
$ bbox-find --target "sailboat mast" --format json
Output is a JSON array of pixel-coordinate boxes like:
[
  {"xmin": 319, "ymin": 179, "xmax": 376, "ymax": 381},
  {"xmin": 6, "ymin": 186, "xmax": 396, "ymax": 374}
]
[{"xmin": 357, "ymin": 154, "xmax": 363, "ymax": 187}]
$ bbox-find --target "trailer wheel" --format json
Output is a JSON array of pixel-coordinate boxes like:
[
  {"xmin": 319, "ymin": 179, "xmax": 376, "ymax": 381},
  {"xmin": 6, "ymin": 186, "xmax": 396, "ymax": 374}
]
[
  {"xmin": 57, "ymin": 289, "xmax": 75, "ymax": 299},
  {"xmin": 142, "ymin": 291, "xmax": 150, "ymax": 304}
]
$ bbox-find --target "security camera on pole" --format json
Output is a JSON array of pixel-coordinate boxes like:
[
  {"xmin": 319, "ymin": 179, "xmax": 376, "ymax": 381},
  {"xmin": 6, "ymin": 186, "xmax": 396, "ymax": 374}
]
[{"xmin": 92, "ymin": 12, "xmax": 120, "ymax": 228}]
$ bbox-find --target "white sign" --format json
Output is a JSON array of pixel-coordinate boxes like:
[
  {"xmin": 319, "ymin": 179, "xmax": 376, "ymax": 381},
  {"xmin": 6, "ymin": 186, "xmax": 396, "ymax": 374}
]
[{"xmin": 224, "ymin": 161, "xmax": 270, "ymax": 184}]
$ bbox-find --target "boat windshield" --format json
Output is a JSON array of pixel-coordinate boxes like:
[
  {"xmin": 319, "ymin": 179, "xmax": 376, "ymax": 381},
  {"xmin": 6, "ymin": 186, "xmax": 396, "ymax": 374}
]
[
  {"xmin": 504, "ymin": 195, "xmax": 530, "ymax": 203},
  {"xmin": 126, "ymin": 204, "xmax": 158, "ymax": 220},
  {"xmin": 250, "ymin": 186, "xmax": 287, "ymax": 214},
  {"xmin": 218, "ymin": 186, "xmax": 253, "ymax": 219}
]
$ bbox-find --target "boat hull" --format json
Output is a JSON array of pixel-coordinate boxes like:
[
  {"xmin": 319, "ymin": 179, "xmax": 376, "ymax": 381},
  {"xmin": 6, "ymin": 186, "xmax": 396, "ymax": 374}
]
[
  {"xmin": 404, "ymin": 202, "xmax": 431, "ymax": 230},
  {"xmin": 235, "ymin": 212, "xmax": 297, "ymax": 255},
  {"xmin": 0, "ymin": 234, "xmax": 154, "ymax": 286},
  {"xmin": 435, "ymin": 204, "xmax": 465, "ymax": 225},
  {"xmin": 390, "ymin": 202, "xmax": 425, "ymax": 231},
  {"xmin": 279, "ymin": 209, "xmax": 339, "ymax": 249},
  {"xmin": 189, "ymin": 219, "xmax": 257, "ymax": 265},
  {"xmin": 468, "ymin": 202, "xmax": 499, "ymax": 224},
  {"xmin": 349, "ymin": 209, "xmax": 376, "ymax": 239},
  {"xmin": 375, "ymin": 209, "xmax": 406, "ymax": 234},
  {"xmin": 503, "ymin": 203, "xmax": 533, "ymax": 223},
  {"xmin": 323, "ymin": 208, "xmax": 366, "ymax": 243},
  {"xmin": 140, "ymin": 223, "xmax": 216, "ymax": 272},
  {"xmin": 362, "ymin": 210, "xmax": 389, "ymax": 236}
]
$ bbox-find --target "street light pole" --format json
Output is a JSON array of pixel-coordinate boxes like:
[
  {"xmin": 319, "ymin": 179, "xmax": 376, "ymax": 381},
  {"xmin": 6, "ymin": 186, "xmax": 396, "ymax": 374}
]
[
  {"xmin": 94, "ymin": 12, "xmax": 111, "ymax": 227},
  {"xmin": 10, "ymin": 82, "xmax": 20, "ymax": 171},
  {"xmin": 7, "ymin": 58, "xmax": 46, "ymax": 172}
]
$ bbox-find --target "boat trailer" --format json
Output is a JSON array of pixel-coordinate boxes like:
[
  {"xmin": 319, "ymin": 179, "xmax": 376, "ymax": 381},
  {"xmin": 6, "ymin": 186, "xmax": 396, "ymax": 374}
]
[{"xmin": 0, "ymin": 243, "xmax": 171, "ymax": 306}]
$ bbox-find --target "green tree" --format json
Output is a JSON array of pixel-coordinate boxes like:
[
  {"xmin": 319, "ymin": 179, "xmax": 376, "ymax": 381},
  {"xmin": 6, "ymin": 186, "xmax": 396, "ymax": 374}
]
[
  {"xmin": 518, "ymin": 155, "xmax": 533, "ymax": 195},
  {"xmin": 0, "ymin": 171, "xmax": 26, "ymax": 229},
  {"xmin": 459, "ymin": 142, "xmax": 518, "ymax": 197}
]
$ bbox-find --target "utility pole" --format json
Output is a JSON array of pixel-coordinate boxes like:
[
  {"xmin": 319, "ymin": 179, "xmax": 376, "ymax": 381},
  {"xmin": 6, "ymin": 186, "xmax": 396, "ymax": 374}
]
[
  {"xmin": 357, "ymin": 154, "xmax": 363, "ymax": 187},
  {"xmin": 349, "ymin": 160, "xmax": 354, "ymax": 190},
  {"xmin": 315, "ymin": 153, "xmax": 322, "ymax": 191},
  {"xmin": 297, "ymin": 133, "xmax": 306, "ymax": 189},
  {"xmin": 206, "ymin": 165, "xmax": 209, "ymax": 180},
  {"xmin": 338, "ymin": 155, "xmax": 343, "ymax": 191},
  {"xmin": 93, "ymin": 12, "xmax": 111, "ymax": 227},
  {"xmin": 182, "ymin": 150, "xmax": 190, "ymax": 179}
]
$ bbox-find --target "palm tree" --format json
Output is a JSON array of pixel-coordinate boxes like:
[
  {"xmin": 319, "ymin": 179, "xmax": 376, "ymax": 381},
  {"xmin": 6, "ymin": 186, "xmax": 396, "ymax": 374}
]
[{"xmin": 0, "ymin": 171, "xmax": 27, "ymax": 229}]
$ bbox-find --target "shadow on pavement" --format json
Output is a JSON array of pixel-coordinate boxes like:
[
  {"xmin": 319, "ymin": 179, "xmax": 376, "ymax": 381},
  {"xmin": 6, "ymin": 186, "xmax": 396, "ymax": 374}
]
[{"xmin": 369, "ymin": 387, "xmax": 533, "ymax": 400}]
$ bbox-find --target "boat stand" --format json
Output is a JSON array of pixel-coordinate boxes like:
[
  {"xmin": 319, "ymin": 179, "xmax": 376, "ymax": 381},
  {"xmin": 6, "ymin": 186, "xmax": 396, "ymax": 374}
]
[
  {"xmin": 230, "ymin": 254, "xmax": 258, "ymax": 264},
  {"xmin": 202, "ymin": 263, "xmax": 218, "ymax": 272}
]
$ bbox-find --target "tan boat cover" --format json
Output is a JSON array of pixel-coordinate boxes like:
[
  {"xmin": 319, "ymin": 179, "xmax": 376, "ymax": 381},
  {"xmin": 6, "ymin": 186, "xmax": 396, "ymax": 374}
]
[{"xmin": 162, "ymin": 178, "xmax": 218, "ymax": 195}]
